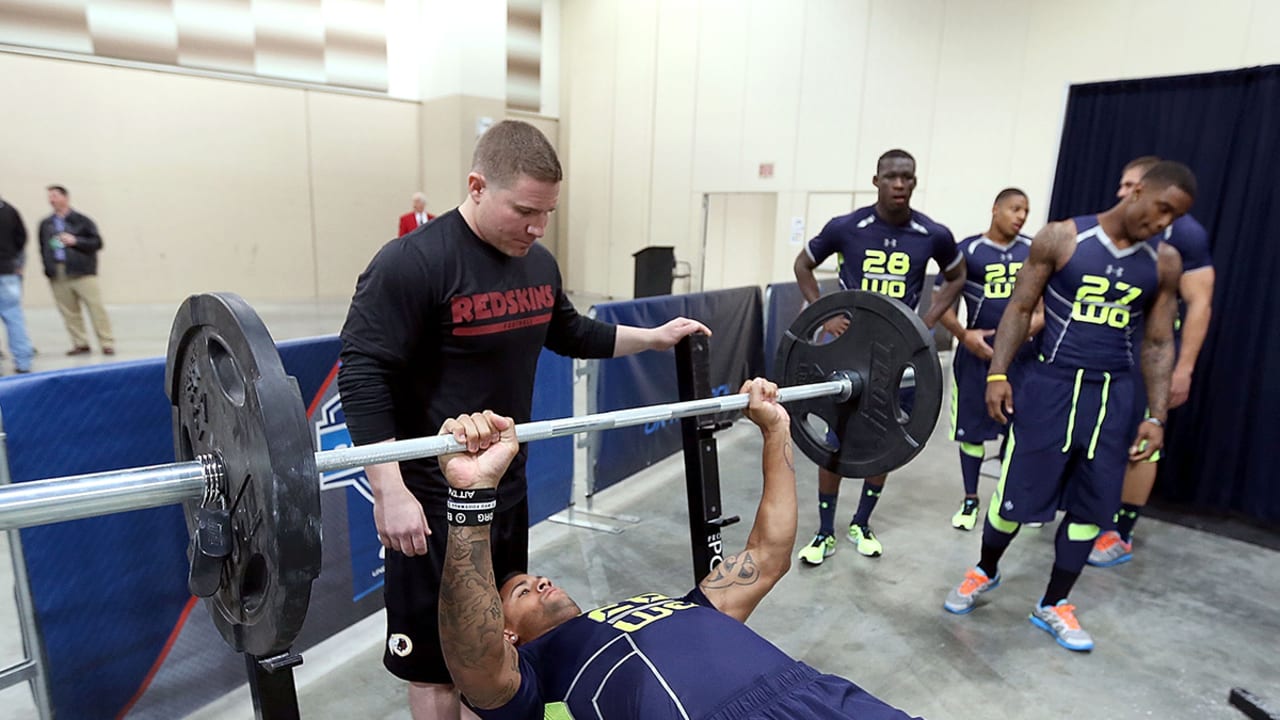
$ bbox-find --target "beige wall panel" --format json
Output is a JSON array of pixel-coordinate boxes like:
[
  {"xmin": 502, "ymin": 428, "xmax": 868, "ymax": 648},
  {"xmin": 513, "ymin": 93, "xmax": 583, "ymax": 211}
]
[
  {"xmin": 419, "ymin": 94, "xmax": 465, "ymax": 217},
  {"xmin": 701, "ymin": 193, "xmax": 775, "ymax": 291},
  {"xmin": 794, "ymin": 0, "xmax": 868, "ymax": 191},
  {"xmin": 768, "ymin": 191, "xmax": 805, "ymax": 286},
  {"xmin": 855, "ymin": 0, "xmax": 944, "ymax": 193},
  {"xmin": 738, "ymin": 1, "xmax": 804, "ymax": 191},
  {"xmin": 922, "ymin": 0, "xmax": 1032, "ymax": 236},
  {"xmin": 561, "ymin": 0, "xmax": 617, "ymax": 295},
  {"xmin": 1243, "ymin": 0, "xmax": 1280, "ymax": 65},
  {"xmin": 690, "ymin": 0, "xmax": 748, "ymax": 191},
  {"xmin": 700, "ymin": 193, "xmax": 728, "ymax": 290},
  {"xmin": 607, "ymin": 1, "xmax": 658, "ymax": 296},
  {"xmin": 1112, "ymin": 0, "xmax": 1254, "ymax": 79},
  {"xmin": 648, "ymin": 0, "xmax": 702, "ymax": 294},
  {"xmin": 307, "ymin": 91, "xmax": 420, "ymax": 298},
  {"xmin": 0, "ymin": 52, "xmax": 316, "ymax": 308},
  {"xmin": 804, "ymin": 192, "xmax": 854, "ymax": 275}
]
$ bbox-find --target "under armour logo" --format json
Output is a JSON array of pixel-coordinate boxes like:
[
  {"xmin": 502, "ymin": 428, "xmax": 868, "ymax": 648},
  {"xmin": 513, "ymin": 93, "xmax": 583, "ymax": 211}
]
[
  {"xmin": 1003, "ymin": 500, "xmax": 1014, "ymax": 511},
  {"xmin": 1105, "ymin": 264, "xmax": 1124, "ymax": 277},
  {"xmin": 1000, "ymin": 252, "xmax": 1013, "ymax": 262},
  {"xmin": 884, "ymin": 238, "xmax": 898, "ymax": 248}
]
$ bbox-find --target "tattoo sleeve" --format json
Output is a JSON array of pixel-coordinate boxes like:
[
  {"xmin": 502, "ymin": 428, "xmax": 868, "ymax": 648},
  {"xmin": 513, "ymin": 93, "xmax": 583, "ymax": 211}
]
[
  {"xmin": 438, "ymin": 524, "xmax": 520, "ymax": 709},
  {"xmin": 1141, "ymin": 248, "xmax": 1181, "ymax": 421}
]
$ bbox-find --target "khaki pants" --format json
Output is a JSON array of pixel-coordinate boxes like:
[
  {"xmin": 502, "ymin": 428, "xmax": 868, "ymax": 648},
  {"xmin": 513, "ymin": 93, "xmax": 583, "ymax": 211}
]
[{"xmin": 50, "ymin": 265, "xmax": 114, "ymax": 350}]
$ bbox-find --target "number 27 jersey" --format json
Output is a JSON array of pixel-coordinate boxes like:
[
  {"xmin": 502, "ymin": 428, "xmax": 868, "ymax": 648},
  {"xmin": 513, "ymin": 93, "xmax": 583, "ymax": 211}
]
[
  {"xmin": 1040, "ymin": 215, "xmax": 1159, "ymax": 371},
  {"xmin": 806, "ymin": 205, "xmax": 960, "ymax": 310}
]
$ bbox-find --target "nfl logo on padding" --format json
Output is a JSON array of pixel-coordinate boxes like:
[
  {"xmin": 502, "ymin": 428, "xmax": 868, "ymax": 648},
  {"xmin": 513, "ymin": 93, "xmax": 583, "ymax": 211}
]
[
  {"xmin": 314, "ymin": 391, "xmax": 385, "ymax": 601},
  {"xmin": 316, "ymin": 394, "xmax": 375, "ymax": 501}
]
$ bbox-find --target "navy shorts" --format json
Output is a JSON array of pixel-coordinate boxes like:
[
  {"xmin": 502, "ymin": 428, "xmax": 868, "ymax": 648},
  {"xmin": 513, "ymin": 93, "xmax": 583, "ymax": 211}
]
[
  {"xmin": 383, "ymin": 496, "xmax": 529, "ymax": 683},
  {"xmin": 707, "ymin": 662, "xmax": 920, "ymax": 720},
  {"xmin": 949, "ymin": 342, "xmax": 1032, "ymax": 444},
  {"xmin": 990, "ymin": 362, "xmax": 1135, "ymax": 526}
]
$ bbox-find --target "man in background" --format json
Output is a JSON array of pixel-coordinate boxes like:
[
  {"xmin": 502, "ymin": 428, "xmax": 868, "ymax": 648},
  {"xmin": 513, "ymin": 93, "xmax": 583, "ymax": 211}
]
[
  {"xmin": 1089, "ymin": 156, "xmax": 1215, "ymax": 567},
  {"xmin": 399, "ymin": 191, "xmax": 435, "ymax": 236},
  {"xmin": 934, "ymin": 188, "xmax": 1038, "ymax": 530},
  {"xmin": 792, "ymin": 148, "xmax": 966, "ymax": 564},
  {"xmin": 38, "ymin": 186, "xmax": 113, "ymax": 356},
  {"xmin": 0, "ymin": 194, "xmax": 34, "ymax": 374}
]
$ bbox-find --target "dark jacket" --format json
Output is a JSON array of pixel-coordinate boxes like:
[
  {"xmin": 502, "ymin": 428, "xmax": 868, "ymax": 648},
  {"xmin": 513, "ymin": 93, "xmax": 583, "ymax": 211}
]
[
  {"xmin": 0, "ymin": 199, "xmax": 26, "ymax": 276},
  {"xmin": 38, "ymin": 210, "xmax": 103, "ymax": 278}
]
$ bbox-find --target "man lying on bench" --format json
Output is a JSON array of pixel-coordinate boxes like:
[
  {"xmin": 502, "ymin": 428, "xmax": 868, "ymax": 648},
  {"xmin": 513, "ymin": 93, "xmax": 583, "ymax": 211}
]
[{"xmin": 436, "ymin": 378, "xmax": 920, "ymax": 720}]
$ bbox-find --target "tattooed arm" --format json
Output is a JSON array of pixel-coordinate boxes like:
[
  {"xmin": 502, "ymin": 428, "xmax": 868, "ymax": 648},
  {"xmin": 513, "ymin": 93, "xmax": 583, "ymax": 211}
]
[
  {"xmin": 440, "ymin": 525, "xmax": 522, "ymax": 708},
  {"xmin": 1130, "ymin": 244, "xmax": 1181, "ymax": 462},
  {"xmin": 986, "ymin": 221, "xmax": 1073, "ymax": 424},
  {"xmin": 436, "ymin": 411, "xmax": 523, "ymax": 709},
  {"xmin": 699, "ymin": 379, "xmax": 794, "ymax": 623}
]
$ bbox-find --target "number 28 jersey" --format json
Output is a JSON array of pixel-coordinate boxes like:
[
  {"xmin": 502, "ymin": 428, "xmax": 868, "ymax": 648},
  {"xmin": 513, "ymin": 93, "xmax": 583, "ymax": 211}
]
[
  {"xmin": 806, "ymin": 206, "xmax": 960, "ymax": 310},
  {"xmin": 1040, "ymin": 215, "xmax": 1160, "ymax": 372}
]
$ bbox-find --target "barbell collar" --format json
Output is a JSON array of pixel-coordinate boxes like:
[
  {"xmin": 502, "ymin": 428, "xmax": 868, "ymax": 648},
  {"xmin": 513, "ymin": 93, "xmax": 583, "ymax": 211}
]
[{"xmin": 0, "ymin": 369, "xmax": 917, "ymax": 532}]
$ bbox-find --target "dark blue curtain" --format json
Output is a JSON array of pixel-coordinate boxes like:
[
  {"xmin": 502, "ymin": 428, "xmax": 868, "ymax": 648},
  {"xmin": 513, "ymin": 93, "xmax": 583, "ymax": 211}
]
[{"xmin": 1048, "ymin": 65, "xmax": 1280, "ymax": 525}]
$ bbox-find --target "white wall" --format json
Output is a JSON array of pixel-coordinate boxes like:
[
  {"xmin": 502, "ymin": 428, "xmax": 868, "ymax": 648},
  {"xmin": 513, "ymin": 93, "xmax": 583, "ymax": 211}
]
[
  {"xmin": 0, "ymin": 51, "xmax": 419, "ymax": 308},
  {"xmin": 558, "ymin": 0, "xmax": 1280, "ymax": 298}
]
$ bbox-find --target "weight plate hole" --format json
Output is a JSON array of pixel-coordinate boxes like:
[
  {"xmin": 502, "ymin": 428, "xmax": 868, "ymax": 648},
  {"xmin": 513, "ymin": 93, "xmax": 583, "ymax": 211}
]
[
  {"xmin": 208, "ymin": 337, "xmax": 247, "ymax": 406},
  {"xmin": 895, "ymin": 365, "xmax": 914, "ymax": 425},
  {"xmin": 240, "ymin": 553, "xmax": 268, "ymax": 613},
  {"xmin": 805, "ymin": 310, "xmax": 852, "ymax": 346},
  {"xmin": 803, "ymin": 413, "xmax": 839, "ymax": 451}
]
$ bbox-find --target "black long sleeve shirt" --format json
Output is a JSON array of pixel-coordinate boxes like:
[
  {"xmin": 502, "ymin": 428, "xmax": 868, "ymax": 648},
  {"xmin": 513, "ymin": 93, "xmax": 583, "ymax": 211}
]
[{"xmin": 338, "ymin": 209, "xmax": 616, "ymax": 514}]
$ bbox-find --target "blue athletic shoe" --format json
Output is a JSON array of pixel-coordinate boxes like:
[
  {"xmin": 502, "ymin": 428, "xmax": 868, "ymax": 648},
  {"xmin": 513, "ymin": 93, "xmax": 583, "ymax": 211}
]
[{"xmin": 1030, "ymin": 601, "xmax": 1094, "ymax": 652}]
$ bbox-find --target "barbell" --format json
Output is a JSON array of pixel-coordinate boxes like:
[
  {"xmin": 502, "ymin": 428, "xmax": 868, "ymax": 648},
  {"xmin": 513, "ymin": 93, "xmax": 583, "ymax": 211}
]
[{"xmin": 0, "ymin": 289, "xmax": 942, "ymax": 657}]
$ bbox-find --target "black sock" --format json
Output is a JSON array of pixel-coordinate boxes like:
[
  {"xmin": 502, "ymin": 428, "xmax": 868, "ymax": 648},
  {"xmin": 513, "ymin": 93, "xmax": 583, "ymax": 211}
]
[
  {"xmin": 1041, "ymin": 565, "xmax": 1081, "ymax": 607},
  {"xmin": 963, "ymin": 497, "xmax": 980, "ymax": 511},
  {"xmin": 1115, "ymin": 503, "xmax": 1142, "ymax": 542},
  {"xmin": 850, "ymin": 481, "xmax": 882, "ymax": 527},
  {"xmin": 978, "ymin": 517, "xmax": 1018, "ymax": 579}
]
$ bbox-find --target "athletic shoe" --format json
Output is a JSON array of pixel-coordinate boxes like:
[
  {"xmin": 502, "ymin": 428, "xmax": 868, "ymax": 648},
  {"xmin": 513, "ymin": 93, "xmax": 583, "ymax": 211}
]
[
  {"xmin": 1030, "ymin": 601, "xmax": 1094, "ymax": 651},
  {"xmin": 797, "ymin": 533, "xmax": 836, "ymax": 565},
  {"xmin": 951, "ymin": 501, "xmax": 979, "ymax": 531},
  {"xmin": 847, "ymin": 523, "xmax": 882, "ymax": 557},
  {"xmin": 1025, "ymin": 521, "xmax": 1045, "ymax": 529},
  {"xmin": 1087, "ymin": 530, "xmax": 1133, "ymax": 567},
  {"xmin": 944, "ymin": 566, "xmax": 1001, "ymax": 614}
]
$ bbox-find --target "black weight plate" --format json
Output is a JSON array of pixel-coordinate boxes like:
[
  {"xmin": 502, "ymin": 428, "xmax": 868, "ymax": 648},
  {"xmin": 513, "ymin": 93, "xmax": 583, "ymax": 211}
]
[
  {"xmin": 165, "ymin": 293, "xmax": 321, "ymax": 657},
  {"xmin": 775, "ymin": 290, "xmax": 942, "ymax": 477}
]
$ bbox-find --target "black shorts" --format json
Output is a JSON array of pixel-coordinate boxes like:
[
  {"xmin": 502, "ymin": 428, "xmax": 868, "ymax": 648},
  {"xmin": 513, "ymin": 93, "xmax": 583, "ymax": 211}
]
[{"xmin": 383, "ymin": 496, "xmax": 529, "ymax": 684}]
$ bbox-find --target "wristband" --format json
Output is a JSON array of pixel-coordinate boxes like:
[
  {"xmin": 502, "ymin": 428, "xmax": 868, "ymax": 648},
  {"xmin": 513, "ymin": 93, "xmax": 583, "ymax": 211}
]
[
  {"xmin": 986, "ymin": 374, "xmax": 1008, "ymax": 383},
  {"xmin": 447, "ymin": 487, "xmax": 498, "ymax": 526},
  {"xmin": 1142, "ymin": 417, "xmax": 1165, "ymax": 429}
]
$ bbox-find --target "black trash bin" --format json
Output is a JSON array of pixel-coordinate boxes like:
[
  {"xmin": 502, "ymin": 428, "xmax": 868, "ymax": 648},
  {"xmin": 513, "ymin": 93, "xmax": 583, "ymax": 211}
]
[{"xmin": 633, "ymin": 246, "xmax": 676, "ymax": 298}]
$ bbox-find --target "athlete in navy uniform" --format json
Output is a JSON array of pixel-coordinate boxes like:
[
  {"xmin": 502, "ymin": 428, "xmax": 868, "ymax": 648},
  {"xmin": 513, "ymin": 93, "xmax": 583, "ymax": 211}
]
[
  {"xmin": 437, "ymin": 380, "xmax": 920, "ymax": 720},
  {"xmin": 934, "ymin": 188, "xmax": 1039, "ymax": 531},
  {"xmin": 943, "ymin": 161, "xmax": 1195, "ymax": 652},
  {"xmin": 1089, "ymin": 156, "xmax": 1216, "ymax": 567},
  {"xmin": 793, "ymin": 149, "xmax": 966, "ymax": 563}
]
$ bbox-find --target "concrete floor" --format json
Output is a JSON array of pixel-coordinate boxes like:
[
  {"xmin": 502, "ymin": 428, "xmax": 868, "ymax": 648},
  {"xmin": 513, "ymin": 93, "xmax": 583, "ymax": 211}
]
[{"xmin": 2, "ymin": 297, "xmax": 1279, "ymax": 719}]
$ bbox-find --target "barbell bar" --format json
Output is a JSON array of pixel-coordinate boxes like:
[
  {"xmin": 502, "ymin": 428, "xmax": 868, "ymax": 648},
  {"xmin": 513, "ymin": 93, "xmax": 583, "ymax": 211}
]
[{"xmin": 0, "ymin": 369, "xmax": 931, "ymax": 533}]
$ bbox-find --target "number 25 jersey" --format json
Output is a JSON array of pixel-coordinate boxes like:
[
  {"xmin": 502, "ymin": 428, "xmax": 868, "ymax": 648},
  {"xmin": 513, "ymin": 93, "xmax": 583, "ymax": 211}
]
[
  {"xmin": 806, "ymin": 206, "xmax": 960, "ymax": 310},
  {"xmin": 1040, "ymin": 215, "xmax": 1159, "ymax": 372}
]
